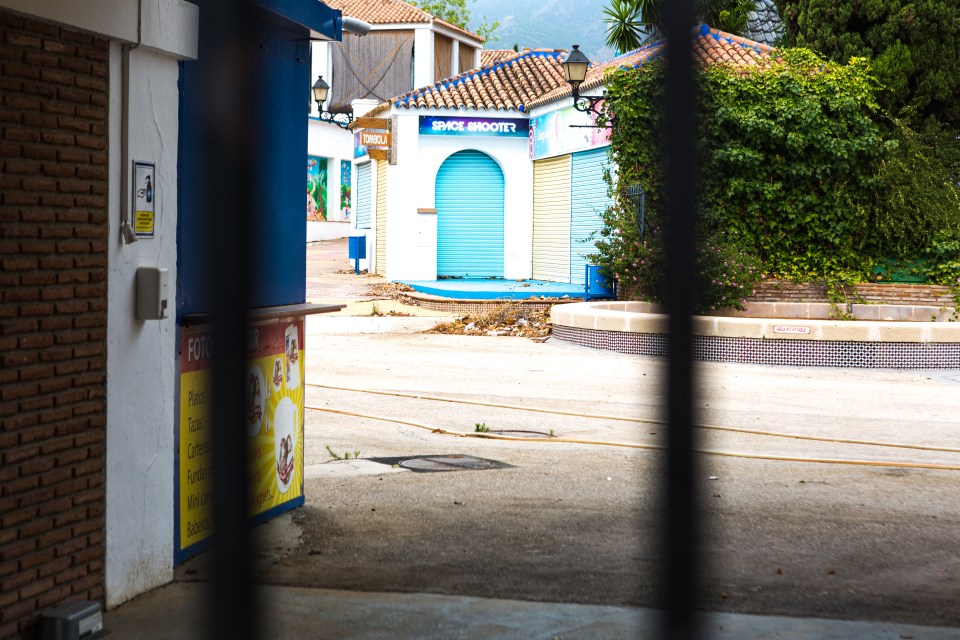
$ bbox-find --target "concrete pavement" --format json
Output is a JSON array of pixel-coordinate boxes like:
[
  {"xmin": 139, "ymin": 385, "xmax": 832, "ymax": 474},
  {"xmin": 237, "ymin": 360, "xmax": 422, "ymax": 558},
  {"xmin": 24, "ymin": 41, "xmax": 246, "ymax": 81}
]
[
  {"xmin": 102, "ymin": 581, "xmax": 960, "ymax": 639},
  {"xmin": 99, "ymin": 240, "xmax": 960, "ymax": 638}
]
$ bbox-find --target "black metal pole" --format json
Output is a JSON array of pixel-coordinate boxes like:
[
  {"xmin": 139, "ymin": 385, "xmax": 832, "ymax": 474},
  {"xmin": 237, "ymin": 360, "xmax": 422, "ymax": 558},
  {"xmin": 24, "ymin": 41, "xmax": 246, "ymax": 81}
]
[
  {"xmin": 201, "ymin": 1, "xmax": 257, "ymax": 638},
  {"xmin": 661, "ymin": 0, "xmax": 700, "ymax": 638}
]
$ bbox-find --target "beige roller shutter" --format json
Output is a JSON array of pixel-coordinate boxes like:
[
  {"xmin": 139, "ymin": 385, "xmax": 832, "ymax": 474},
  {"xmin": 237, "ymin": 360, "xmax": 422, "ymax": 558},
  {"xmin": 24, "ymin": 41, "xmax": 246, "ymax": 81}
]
[
  {"xmin": 375, "ymin": 159, "xmax": 387, "ymax": 276},
  {"xmin": 532, "ymin": 155, "xmax": 572, "ymax": 282}
]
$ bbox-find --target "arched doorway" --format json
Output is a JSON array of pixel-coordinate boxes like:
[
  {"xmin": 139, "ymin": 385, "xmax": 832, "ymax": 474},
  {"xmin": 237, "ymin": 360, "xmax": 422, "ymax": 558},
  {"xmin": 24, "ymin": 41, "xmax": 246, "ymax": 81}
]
[{"xmin": 435, "ymin": 150, "xmax": 505, "ymax": 277}]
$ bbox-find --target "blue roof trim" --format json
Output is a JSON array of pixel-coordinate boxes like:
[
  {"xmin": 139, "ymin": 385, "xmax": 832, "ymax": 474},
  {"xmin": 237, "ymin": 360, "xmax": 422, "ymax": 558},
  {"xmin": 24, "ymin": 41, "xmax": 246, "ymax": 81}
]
[
  {"xmin": 252, "ymin": 0, "xmax": 342, "ymax": 40},
  {"xmin": 700, "ymin": 23, "xmax": 769, "ymax": 54}
]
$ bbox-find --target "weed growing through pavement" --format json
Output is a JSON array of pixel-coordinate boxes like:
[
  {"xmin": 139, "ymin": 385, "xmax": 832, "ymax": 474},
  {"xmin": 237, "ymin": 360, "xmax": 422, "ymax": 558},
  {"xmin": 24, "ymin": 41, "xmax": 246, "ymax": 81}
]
[
  {"xmin": 326, "ymin": 445, "xmax": 361, "ymax": 461},
  {"xmin": 474, "ymin": 422, "xmax": 490, "ymax": 433}
]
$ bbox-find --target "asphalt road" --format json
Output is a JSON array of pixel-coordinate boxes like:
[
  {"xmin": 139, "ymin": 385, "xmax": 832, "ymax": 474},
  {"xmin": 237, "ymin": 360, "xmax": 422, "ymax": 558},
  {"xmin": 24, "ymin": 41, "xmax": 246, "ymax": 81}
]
[{"xmin": 199, "ymin": 314, "xmax": 960, "ymax": 628}]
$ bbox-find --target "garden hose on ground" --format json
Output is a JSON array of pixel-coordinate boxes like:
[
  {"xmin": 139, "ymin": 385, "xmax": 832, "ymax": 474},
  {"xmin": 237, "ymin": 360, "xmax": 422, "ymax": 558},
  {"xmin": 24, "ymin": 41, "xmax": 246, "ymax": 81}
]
[
  {"xmin": 305, "ymin": 382, "xmax": 960, "ymax": 455},
  {"xmin": 303, "ymin": 400, "xmax": 960, "ymax": 473}
]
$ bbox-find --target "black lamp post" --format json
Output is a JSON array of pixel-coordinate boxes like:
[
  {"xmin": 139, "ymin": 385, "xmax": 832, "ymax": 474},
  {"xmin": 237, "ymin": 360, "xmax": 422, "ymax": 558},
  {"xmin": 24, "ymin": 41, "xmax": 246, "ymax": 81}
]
[
  {"xmin": 561, "ymin": 45, "xmax": 610, "ymax": 126},
  {"xmin": 312, "ymin": 75, "xmax": 353, "ymax": 129}
]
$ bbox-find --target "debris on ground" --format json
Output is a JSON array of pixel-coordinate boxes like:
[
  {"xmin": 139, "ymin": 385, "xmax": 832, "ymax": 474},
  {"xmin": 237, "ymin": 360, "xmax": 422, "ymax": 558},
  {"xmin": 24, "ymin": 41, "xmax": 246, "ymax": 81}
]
[
  {"xmin": 426, "ymin": 302, "xmax": 552, "ymax": 338},
  {"xmin": 370, "ymin": 282, "xmax": 416, "ymax": 300}
]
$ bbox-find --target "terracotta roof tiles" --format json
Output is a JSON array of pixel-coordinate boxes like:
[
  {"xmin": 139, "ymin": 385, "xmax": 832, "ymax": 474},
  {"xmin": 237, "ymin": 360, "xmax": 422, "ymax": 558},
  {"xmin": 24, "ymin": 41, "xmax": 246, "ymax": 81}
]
[
  {"xmin": 388, "ymin": 49, "xmax": 568, "ymax": 113},
  {"xmin": 480, "ymin": 49, "xmax": 520, "ymax": 67},
  {"xmin": 527, "ymin": 25, "xmax": 775, "ymax": 109},
  {"xmin": 363, "ymin": 26, "xmax": 774, "ymax": 118},
  {"xmin": 324, "ymin": 0, "xmax": 483, "ymax": 43}
]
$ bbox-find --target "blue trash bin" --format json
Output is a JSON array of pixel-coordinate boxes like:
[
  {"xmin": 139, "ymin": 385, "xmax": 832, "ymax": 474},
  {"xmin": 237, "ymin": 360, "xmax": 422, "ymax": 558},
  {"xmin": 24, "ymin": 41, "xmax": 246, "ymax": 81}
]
[
  {"xmin": 348, "ymin": 234, "xmax": 366, "ymax": 274},
  {"xmin": 584, "ymin": 264, "xmax": 616, "ymax": 300},
  {"xmin": 348, "ymin": 235, "xmax": 366, "ymax": 260}
]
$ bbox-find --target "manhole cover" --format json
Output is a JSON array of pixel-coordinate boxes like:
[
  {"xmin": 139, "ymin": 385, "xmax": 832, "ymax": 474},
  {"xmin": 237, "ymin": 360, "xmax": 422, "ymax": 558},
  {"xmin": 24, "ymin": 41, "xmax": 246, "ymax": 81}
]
[
  {"xmin": 401, "ymin": 455, "xmax": 496, "ymax": 471},
  {"xmin": 371, "ymin": 454, "xmax": 511, "ymax": 473}
]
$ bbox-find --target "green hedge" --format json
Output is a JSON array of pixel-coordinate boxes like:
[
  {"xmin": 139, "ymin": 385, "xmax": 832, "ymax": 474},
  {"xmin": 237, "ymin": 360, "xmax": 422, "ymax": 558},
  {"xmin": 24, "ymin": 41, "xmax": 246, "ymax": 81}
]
[{"xmin": 593, "ymin": 47, "xmax": 960, "ymax": 311}]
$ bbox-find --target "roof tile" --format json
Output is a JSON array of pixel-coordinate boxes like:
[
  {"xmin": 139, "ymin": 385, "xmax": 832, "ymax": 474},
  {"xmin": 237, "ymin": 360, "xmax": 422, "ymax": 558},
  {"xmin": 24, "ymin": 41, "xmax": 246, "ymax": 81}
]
[
  {"xmin": 324, "ymin": 0, "xmax": 483, "ymax": 43},
  {"xmin": 363, "ymin": 26, "xmax": 775, "ymax": 118},
  {"xmin": 388, "ymin": 49, "xmax": 568, "ymax": 113},
  {"xmin": 480, "ymin": 49, "xmax": 519, "ymax": 67},
  {"xmin": 527, "ymin": 25, "xmax": 775, "ymax": 109}
]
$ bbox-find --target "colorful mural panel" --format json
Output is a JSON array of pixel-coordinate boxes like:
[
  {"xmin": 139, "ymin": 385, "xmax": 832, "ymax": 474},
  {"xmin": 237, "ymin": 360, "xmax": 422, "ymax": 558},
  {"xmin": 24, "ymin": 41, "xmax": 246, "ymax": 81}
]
[
  {"xmin": 340, "ymin": 160, "xmax": 351, "ymax": 221},
  {"xmin": 529, "ymin": 105, "xmax": 611, "ymax": 160},
  {"xmin": 307, "ymin": 156, "xmax": 327, "ymax": 221}
]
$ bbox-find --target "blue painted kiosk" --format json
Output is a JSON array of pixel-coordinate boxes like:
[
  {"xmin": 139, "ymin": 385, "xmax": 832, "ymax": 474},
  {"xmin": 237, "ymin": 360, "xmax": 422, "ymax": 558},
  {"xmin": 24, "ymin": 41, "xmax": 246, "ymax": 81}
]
[{"xmin": 174, "ymin": 0, "xmax": 344, "ymax": 563}]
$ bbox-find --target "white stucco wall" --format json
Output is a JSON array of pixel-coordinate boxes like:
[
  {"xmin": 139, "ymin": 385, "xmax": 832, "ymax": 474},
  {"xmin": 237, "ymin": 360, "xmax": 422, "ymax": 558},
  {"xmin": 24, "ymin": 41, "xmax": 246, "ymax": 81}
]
[
  {"xmin": 381, "ymin": 110, "xmax": 534, "ymax": 281},
  {"xmin": 103, "ymin": 3, "xmax": 196, "ymax": 608},
  {"xmin": 104, "ymin": 42, "xmax": 182, "ymax": 609},
  {"xmin": 309, "ymin": 41, "xmax": 331, "ymax": 119},
  {"xmin": 413, "ymin": 26, "xmax": 434, "ymax": 89}
]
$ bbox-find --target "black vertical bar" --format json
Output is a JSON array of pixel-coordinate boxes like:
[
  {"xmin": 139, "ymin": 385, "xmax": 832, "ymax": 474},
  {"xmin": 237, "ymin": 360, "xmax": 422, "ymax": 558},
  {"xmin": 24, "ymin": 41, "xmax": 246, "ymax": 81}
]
[
  {"xmin": 661, "ymin": 1, "xmax": 700, "ymax": 638},
  {"xmin": 201, "ymin": 1, "xmax": 258, "ymax": 639}
]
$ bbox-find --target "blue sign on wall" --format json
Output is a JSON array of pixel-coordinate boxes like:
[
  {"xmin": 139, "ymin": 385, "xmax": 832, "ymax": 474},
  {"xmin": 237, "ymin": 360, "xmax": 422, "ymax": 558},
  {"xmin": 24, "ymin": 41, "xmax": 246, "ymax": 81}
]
[{"xmin": 419, "ymin": 116, "xmax": 528, "ymax": 138}]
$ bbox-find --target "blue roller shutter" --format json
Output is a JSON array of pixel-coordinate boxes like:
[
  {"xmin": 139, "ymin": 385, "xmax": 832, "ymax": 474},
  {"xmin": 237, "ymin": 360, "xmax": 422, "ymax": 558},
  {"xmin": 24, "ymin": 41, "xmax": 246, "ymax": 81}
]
[
  {"xmin": 570, "ymin": 148, "xmax": 612, "ymax": 285},
  {"xmin": 355, "ymin": 162, "xmax": 371, "ymax": 230},
  {"xmin": 436, "ymin": 150, "xmax": 504, "ymax": 277}
]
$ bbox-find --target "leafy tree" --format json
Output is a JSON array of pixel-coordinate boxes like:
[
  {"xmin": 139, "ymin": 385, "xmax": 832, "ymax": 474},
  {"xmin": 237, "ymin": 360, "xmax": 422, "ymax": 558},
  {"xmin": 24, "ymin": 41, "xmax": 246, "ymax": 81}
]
[
  {"xmin": 596, "ymin": 46, "xmax": 960, "ymax": 302},
  {"xmin": 695, "ymin": 50, "xmax": 890, "ymax": 278},
  {"xmin": 411, "ymin": 0, "xmax": 500, "ymax": 42},
  {"xmin": 779, "ymin": 0, "xmax": 960, "ymax": 132},
  {"xmin": 709, "ymin": 0, "xmax": 753, "ymax": 34},
  {"xmin": 601, "ymin": 0, "xmax": 755, "ymax": 50},
  {"xmin": 870, "ymin": 118, "xmax": 960, "ymax": 260},
  {"xmin": 603, "ymin": 0, "xmax": 647, "ymax": 54},
  {"xmin": 597, "ymin": 50, "xmax": 901, "ymax": 305}
]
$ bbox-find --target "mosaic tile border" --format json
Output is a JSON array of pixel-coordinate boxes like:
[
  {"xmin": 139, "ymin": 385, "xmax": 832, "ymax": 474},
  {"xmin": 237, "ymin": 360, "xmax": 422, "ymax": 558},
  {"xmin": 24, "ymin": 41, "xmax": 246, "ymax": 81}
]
[{"xmin": 551, "ymin": 325, "xmax": 960, "ymax": 369}]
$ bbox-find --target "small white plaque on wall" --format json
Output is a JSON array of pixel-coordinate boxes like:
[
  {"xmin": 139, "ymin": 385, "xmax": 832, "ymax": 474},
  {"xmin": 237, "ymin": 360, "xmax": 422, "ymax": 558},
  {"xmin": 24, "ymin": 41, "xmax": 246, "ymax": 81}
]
[{"xmin": 773, "ymin": 325, "xmax": 811, "ymax": 334}]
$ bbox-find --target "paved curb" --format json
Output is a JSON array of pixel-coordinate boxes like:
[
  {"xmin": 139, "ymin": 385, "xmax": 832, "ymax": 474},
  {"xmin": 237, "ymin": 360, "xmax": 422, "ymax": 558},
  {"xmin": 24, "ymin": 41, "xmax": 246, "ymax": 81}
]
[{"xmin": 102, "ymin": 582, "xmax": 960, "ymax": 640}]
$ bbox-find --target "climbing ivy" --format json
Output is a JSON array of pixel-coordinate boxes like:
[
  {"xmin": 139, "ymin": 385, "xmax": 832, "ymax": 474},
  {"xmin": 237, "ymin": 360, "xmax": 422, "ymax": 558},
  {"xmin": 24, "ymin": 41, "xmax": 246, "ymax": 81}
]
[{"xmin": 594, "ymin": 47, "xmax": 960, "ymax": 310}]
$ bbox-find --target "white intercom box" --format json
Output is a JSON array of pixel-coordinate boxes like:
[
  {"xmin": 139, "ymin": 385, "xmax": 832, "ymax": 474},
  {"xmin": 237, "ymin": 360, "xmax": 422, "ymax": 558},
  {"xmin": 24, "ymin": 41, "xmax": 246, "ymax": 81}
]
[{"xmin": 136, "ymin": 267, "xmax": 169, "ymax": 320}]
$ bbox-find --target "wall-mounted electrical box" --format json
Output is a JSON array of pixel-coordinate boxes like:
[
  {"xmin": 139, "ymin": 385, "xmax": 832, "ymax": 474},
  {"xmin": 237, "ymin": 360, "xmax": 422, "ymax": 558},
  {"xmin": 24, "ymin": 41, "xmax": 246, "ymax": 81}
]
[{"xmin": 136, "ymin": 266, "xmax": 169, "ymax": 320}]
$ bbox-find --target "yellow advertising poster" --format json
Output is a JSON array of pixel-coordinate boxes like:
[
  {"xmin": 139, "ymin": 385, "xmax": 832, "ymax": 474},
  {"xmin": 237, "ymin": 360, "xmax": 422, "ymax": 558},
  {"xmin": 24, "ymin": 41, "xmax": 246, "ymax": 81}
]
[{"xmin": 177, "ymin": 319, "xmax": 304, "ymax": 556}]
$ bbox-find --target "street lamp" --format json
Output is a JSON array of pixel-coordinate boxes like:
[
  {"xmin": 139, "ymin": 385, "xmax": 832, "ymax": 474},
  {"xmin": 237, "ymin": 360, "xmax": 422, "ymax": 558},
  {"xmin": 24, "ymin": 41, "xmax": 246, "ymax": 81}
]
[
  {"xmin": 312, "ymin": 75, "xmax": 353, "ymax": 129},
  {"xmin": 561, "ymin": 45, "xmax": 610, "ymax": 126}
]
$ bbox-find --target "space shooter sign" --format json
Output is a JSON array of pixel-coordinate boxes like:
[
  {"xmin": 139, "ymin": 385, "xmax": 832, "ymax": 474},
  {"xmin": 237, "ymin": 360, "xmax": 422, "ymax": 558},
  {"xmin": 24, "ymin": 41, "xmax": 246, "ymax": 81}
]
[{"xmin": 419, "ymin": 115, "xmax": 528, "ymax": 138}]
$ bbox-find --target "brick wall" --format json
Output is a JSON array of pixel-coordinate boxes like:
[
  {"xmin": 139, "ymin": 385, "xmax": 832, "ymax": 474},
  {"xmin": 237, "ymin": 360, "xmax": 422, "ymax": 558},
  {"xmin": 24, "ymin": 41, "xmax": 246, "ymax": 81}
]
[
  {"xmin": 0, "ymin": 12, "xmax": 108, "ymax": 639},
  {"xmin": 750, "ymin": 280, "xmax": 955, "ymax": 307}
]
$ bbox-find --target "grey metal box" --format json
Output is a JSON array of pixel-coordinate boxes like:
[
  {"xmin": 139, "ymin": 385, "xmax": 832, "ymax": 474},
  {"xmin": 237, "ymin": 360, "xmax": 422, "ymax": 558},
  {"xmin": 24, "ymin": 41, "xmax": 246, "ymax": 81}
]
[{"xmin": 39, "ymin": 600, "xmax": 104, "ymax": 640}]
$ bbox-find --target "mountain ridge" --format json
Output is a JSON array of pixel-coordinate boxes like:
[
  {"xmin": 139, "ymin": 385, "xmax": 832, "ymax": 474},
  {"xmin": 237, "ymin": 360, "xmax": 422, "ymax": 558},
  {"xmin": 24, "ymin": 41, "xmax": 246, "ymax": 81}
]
[{"xmin": 467, "ymin": 0, "xmax": 615, "ymax": 61}]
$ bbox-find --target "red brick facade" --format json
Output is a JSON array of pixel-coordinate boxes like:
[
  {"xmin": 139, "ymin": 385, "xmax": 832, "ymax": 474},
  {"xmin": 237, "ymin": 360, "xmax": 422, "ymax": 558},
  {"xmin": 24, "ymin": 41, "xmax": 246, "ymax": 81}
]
[
  {"xmin": 750, "ymin": 280, "xmax": 955, "ymax": 307},
  {"xmin": 1, "ymin": 12, "xmax": 108, "ymax": 639}
]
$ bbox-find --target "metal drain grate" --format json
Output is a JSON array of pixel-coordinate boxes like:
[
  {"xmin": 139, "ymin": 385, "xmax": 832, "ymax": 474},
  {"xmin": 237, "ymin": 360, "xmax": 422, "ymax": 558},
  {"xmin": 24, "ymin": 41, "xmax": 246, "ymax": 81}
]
[{"xmin": 370, "ymin": 454, "xmax": 512, "ymax": 473}]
